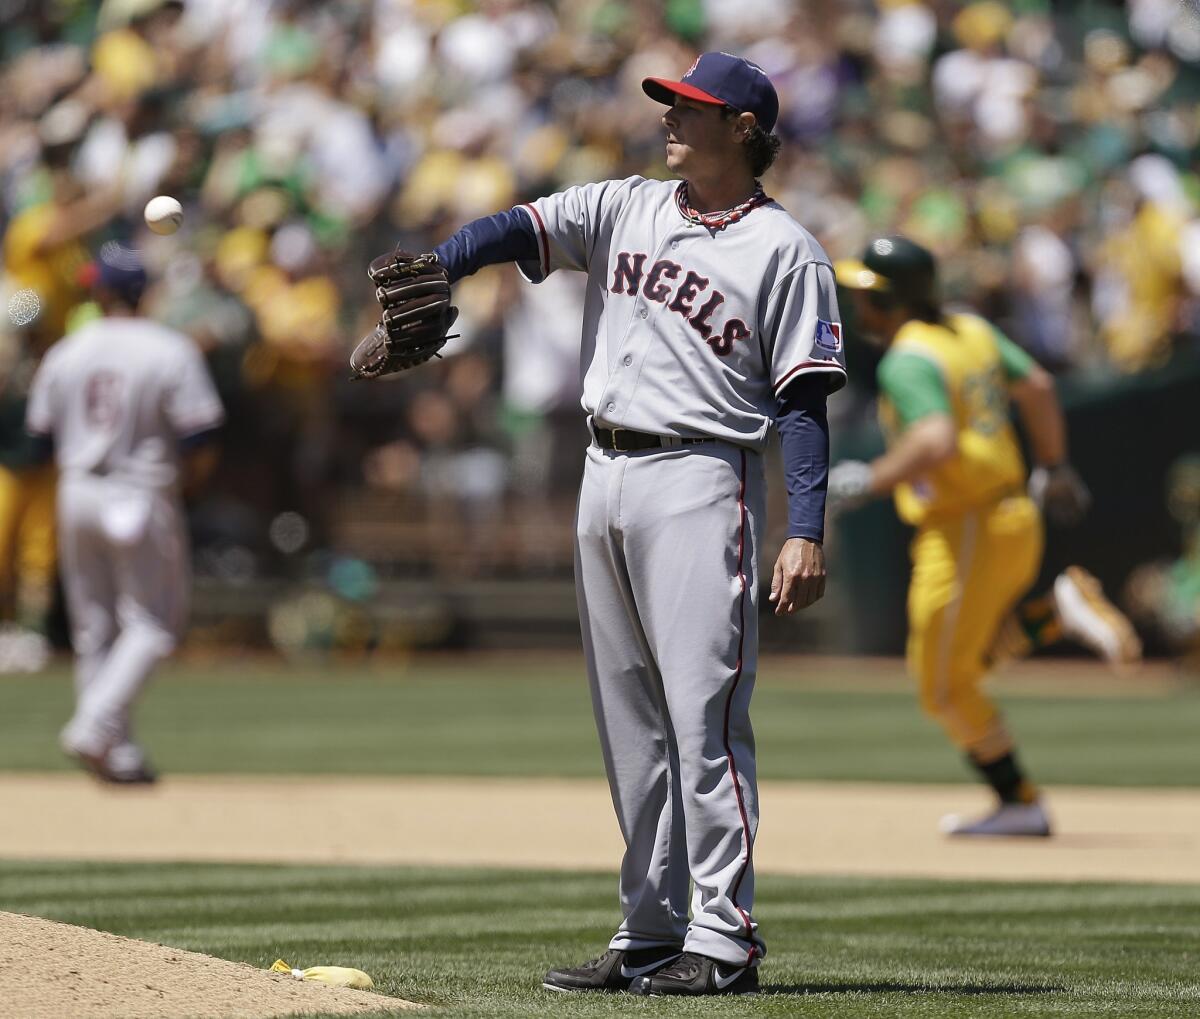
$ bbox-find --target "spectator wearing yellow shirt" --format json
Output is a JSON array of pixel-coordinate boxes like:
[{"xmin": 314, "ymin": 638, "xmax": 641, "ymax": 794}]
[
  {"xmin": 1, "ymin": 142, "xmax": 118, "ymax": 649},
  {"xmin": 4, "ymin": 141, "xmax": 120, "ymax": 346}
]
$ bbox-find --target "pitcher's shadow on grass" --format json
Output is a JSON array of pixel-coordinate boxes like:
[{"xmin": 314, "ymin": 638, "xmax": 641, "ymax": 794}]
[{"xmin": 763, "ymin": 981, "xmax": 1065, "ymax": 996}]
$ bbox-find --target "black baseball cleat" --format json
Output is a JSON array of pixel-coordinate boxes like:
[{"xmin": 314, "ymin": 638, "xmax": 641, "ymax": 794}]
[
  {"xmin": 631, "ymin": 951, "xmax": 760, "ymax": 996},
  {"xmin": 68, "ymin": 747, "xmax": 158, "ymax": 785},
  {"xmin": 100, "ymin": 764, "xmax": 159, "ymax": 785},
  {"xmin": 542, "ymin": 946, "xmax": 681, "ymax": 993}
]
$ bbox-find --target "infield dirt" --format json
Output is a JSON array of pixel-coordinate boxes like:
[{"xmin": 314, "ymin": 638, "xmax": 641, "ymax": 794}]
[
  {"xmin": 0, "ymin": 911, "xmax": 419, "ymax": 1018},
  {"xmin": 3, "ymin": 773, "xmax": 1198, "ymax": 883},
  {"xmin": 4, "ymin": 773, "xmax": 1197, "ymax": 1018}
]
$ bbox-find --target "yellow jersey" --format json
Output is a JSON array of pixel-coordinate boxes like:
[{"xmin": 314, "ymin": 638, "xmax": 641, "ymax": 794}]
[
  {"xmin": 877, "ymin": 312, "xmax": 1032, "ymax": 526},
  {"xmin": 3, "ymin": 202, "xmax": 89, "ymax": 341}
]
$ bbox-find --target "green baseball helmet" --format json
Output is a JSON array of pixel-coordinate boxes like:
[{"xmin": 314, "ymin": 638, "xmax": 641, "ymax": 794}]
[{"xmin": 834, "ymin": 236, "xmax": 938, "ymax": 307}]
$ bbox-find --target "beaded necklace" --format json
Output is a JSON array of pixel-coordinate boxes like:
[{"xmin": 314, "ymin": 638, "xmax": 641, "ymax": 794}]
[{"xmin": 676, "ymin": 181, "xmax": 770, "ymax": 231}]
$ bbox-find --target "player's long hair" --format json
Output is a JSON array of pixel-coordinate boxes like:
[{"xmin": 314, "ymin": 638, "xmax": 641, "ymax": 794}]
[
  {"xmin": 721, "ymin": 108, "xmax": 782, "ymax": 177},
  {"xmin": 909, "ymin": 301, "xmax": 947, "ymax": 325},
  {"xmin": 868, "ymin": 289, "xmax": 947, "ymax": 328}
]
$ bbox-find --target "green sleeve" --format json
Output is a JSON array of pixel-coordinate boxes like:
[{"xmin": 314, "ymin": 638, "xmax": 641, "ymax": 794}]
[
  {"xmin": 993, "ymin": 327, "xmax": 1035, "ymax": 381},
  {"xmin": 877, "ymin": 351, "xmax": 951, "ymax": 428}
]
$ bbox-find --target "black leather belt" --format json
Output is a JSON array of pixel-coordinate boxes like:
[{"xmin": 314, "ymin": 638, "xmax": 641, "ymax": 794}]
[{"xmin": 592, "ymin": 426, "xmax": 714, "ymax": 452}]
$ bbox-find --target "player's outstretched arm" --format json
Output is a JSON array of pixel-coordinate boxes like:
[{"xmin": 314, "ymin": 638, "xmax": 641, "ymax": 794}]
[
  {"xmin": 430, "ymin": 208, "xmax": 541, "ymax": 284},
  {"xmin": 351, "ymin": 210, "xmax": 542, "ymax": 380}
]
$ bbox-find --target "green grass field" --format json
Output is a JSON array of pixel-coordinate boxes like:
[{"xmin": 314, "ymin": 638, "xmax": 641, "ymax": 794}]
[
  {"xmin": 5, "ymin": 656, "xmax": 1198, "ymax": 1016},
  {"xmin": 1, "ymin": 656, "xmax": 1197, "ymax": 785},
  {"xmin": 2, "ymin": 860, "xmax": 1198, "ymax": 1018}
]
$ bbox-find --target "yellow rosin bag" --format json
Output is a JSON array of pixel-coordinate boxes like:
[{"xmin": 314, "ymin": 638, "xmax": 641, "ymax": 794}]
[{"xmin": 270, "ymin": 958, "xmax": 375, "ymax": 990}]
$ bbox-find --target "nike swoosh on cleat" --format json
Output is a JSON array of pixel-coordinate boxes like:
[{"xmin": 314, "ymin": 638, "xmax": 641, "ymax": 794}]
[
  {"xmin": 620, "ymin": 955, "xmax": 680, "ymax": 979},
  {"xmin": 713, "ymin": 966, "xmax": 746, "ymax": 990}
]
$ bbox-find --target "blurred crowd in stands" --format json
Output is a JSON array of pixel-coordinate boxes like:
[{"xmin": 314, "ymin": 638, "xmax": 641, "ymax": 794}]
[{"xmin": 1, "ymin": 0, "xmax": 1198, "ymax": 654}]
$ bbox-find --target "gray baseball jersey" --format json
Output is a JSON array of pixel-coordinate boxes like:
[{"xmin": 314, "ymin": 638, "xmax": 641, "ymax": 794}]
[
  {"xmin": 27, "ymin": 317, "xmax": 224, "ymax": 491},
  {"xmin": 27, "ymin": 317, "xmax": 223, "ymax": 776},
  {"xmin": 518, "ymin": 176, "xmax": 846, "ymax": 445},
  {"xmin": 516, "ymin": 176, "xmax": 843, "ymax": 966}
]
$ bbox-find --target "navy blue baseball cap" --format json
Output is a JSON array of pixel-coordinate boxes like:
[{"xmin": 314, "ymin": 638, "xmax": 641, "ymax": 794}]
[
  {"xmin": 94, "ymin": 241, "xmax": 148, "ymax": 304},
  {"xmin": 643, "ymin": 52, "xmax": 779, "ymax": 133}
]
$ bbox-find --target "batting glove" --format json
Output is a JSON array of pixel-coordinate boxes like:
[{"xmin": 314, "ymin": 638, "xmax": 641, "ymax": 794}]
[
  {"xmin": 827, "ymin": 460, "xmax": 875, "ymax": 516},
  {"xmin": 1029, "ymin": 463, "xmax": 1091, "ymax": 526}
]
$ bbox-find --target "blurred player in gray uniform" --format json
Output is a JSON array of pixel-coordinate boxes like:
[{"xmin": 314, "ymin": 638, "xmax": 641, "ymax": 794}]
[
  {"xmin": 25, "ymin": 243, "xmax": 223, "ymax": 784},
  {"xmin": 407, "ymin": 52, "xmax": 845, "ymax": 995}
]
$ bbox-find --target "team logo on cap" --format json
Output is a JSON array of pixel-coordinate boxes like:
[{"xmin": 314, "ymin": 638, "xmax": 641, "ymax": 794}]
[
  {"xmin": 683, "ymin": 57, "xmax": 700, "ymax": 79},
  {"xmin": 718, "ymin": 51, "xmax": 767, "ymax": 76}
]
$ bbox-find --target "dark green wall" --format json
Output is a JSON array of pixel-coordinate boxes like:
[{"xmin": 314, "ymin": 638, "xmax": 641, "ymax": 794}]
[{"xmin": 831, "ymin": 347, "xmax": 1200, "ymax": 656}]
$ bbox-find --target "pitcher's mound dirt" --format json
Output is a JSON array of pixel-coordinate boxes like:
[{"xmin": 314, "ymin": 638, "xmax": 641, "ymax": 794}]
[{"xmin": 0, "ymin": 911, "xmax": 419, "ymax": 1019}]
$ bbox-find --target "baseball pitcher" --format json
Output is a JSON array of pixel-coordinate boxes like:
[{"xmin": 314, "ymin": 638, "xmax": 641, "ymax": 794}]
[{"xmin": 353, "ymin": 53, "xmax": 846, "ymax": 995}]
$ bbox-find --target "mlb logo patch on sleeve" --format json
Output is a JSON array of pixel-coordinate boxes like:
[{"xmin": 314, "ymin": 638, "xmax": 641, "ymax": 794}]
[{"xmin": 815, "ymin": 319, "xmax": 842, "ymax": 354}]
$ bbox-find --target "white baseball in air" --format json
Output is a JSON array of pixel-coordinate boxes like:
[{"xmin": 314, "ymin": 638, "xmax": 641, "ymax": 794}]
[{"xmin": 144, "ymin": 195, "xmax": 183, "ymax": 235}]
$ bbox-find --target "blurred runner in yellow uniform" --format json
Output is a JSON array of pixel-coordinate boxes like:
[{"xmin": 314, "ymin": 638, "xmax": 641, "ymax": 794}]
[{"xmin": 831, "ymin": 237, "xmax": 1141, "ymax": 838}]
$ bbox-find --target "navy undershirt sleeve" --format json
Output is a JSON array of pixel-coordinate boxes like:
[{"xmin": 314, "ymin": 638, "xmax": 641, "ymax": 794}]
[
  {"xmin": 432, "ymin": 208, "xmax": 540, "ymax": 284},
  {"xmin": 178, "ymin": 425, "xmax": 221, "ymax": 453},
  {"xmin": 24, "ymin": 431, "xmax": 54, "ymax": 466},
  {"xmin": 775, "ymin": 373, "xmax": 830, "ymax": 543}
]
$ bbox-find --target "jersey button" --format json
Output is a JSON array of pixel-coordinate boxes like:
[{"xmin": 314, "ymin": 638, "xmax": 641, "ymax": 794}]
[
  {"xmin": 639, "ymin": 308, "xmax": 648, "ymax": 319},
  {"xmin": 623, "ymin": 355, "xmax": 632, "ymax": 366},
  {"xmin": 606, "ymin": 402, "xmax": 615, "ymax": 412},
  {"xmin": 670, "ymin": 241, "xmax": 679, "ymax": 250}
]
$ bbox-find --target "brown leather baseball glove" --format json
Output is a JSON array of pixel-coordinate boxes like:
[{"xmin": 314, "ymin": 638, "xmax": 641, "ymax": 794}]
[{"xmin": 349, "ymin": 250, "xmax": 458, "ymax": 379}]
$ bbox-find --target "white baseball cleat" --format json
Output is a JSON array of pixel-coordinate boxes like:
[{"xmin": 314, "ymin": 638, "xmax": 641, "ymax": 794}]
[
  {"xmin": 1053, "ymin": 566, "xmax": 1142, "ymax": 666},
  {"xmin": 940, "ymin": 800, "xmax": 1052, "ymax": 838},
  {"xmin": 59, "ymin": 721, "xmax": 113, "ymax": 777}
]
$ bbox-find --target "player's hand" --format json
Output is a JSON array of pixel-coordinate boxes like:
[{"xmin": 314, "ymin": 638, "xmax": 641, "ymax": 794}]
[
  {"xmin": 1029, "ymin": 463, "xmax": 1091, "ymax": 526},
  {"xmin": 826, "ymin": 460, "xmax": 874, "ymax": 517},
  {"xmin": 769, "ymin": 537, "xmax": 826, "ymax": 615}
]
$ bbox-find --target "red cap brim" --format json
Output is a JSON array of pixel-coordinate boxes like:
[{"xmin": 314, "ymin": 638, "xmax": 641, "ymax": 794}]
[
  {"xmin": 77, "ymin": 261, "xmax": 99, "ymax": 288},
  {"xmin": 642, "ymin": 77, "xmax": 725, "ymax": 108}
]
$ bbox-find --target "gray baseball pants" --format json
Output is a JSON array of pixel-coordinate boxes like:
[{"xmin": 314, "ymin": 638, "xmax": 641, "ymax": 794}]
[
  {"xmin": 57, "ymin": 475, "xmax": 186, "ymax": 769},
  {"xmin": 575, "ymin": 440, "xmax": 766, "ymax": 967}
]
